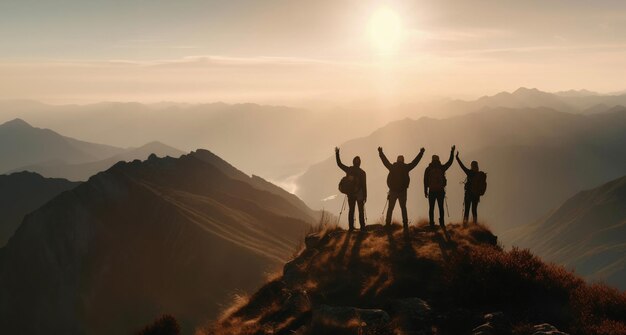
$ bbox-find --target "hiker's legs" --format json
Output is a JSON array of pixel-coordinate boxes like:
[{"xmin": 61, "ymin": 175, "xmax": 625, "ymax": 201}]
[
  {"xmin": 472, "ymin": 197, "xmax": 478, "ymax": 224},
  {"xmin": 386, "ymin": 192, "xmax": 398, "ymax": 225},
  {"xmin": 428, "ymin": 193, "xmax": 436, "ymax": 226},
  {"xmin": 357, "ymin": 199, "xmax": 366, "ymax": 228},
  {"xmin": 436, "ymin": 192, "xmax": 445, "ymax": 227},
  {"xmin": 347, "ymin": 196, "xmax": 356, "ymax": 230},
  {"xmin": 399, "ymin": 190, "xmax": 408, "ymax": 227},
  {"xmin": 463, "ymin": 193, "xmax": 472, "ymax": 224}
]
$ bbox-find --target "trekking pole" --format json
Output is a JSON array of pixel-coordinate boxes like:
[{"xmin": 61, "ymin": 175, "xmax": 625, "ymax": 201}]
[
  {"xmin": 336, "ymin": 195, "xmax": 347, "ymax": 225},
  {"xmin": 381, "ymin": 195, "xmax": 389, "ymax": 221},
  {"xmin": 462, "ymin": 198, "xmax": 465, "ymax": 219},
  {"xmin": 445, "ymin": 196, "xmax": 450, "ymax": 218}
]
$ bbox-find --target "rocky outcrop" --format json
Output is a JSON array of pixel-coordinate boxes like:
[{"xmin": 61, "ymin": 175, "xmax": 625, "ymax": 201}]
[
  {"xmin": 472, "ymin": 312, "xmax": 511, "ymax": 335},
  {"xmin": 531, "ymin": 323, "xmax": 569, "ymax": 335}
]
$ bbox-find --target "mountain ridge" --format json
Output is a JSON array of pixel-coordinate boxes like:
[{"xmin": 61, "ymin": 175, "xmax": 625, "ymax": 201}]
[
  {"xmin": 510, "ymin": 174, "xmax": 626, "ymax": 289},
  {"xmin": 0, "ymin": 149, "xmax": 315, "ymax": 335},
  {"xmin": 0, "ymin": 171, "xmax": 80, "ymax": 246}
]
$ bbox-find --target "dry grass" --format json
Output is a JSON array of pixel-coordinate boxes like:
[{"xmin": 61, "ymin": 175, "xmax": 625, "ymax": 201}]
[{"xmin": 200, "ymin": 223, "xmax": 626, "ymax": 335}]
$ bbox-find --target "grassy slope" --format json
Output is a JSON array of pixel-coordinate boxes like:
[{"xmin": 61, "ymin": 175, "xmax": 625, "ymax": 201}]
[{"xmin": 204, "ymin": 222, "xmax": 626, "ymax": 335}]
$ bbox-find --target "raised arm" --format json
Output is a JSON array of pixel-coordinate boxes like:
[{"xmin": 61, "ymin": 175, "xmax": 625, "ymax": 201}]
[
  {"xmin": 407, "ymin": 147, "xmax": 425, "ymax": 171},
  {"xmin": 443, "ymin": 145, "xmax": 455, "ymax": 170},
  {"xmin": 378, "ymin": 147, "xmax": 392, "ymax": 170},
  {"xmin": 456, "ymin": 152, "xmax": 470, "ymax": 175},
  {"xmin": 335, "ymin": 147, "xmax": 348, "ymax": 172}
]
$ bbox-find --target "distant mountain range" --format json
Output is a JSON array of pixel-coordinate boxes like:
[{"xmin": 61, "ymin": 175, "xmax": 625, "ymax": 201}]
[
  {"xmin": 0, "ymin": 150, "xmax": 316, "ymax": 335},
  {"xmin": 4, "ymin": 88, "xmax": 626, "ymax": 182},
  {"xmin": 0, "ymin": 119, "xmax": 184, "ymax": 180},
  {"xmin": 510, "ymin": 175, "xmax": 626, "ymax": 290},
  {"xmin": 0, "ymin": 171, "xmax": 80, "ymax": 246},
  {"xmin": 0, "ymin": 102, "xmax": 382, "ymax": 181},
  {"xmin": 12, "ymin": 141, "xmax": 184, "ymax": 181},
  {"xmin": 297, "ymin": 107, "xmax": 626, "ymax": 233},
  {"xmin": 0, "ymin": 118, "xmax": 122, "ymax": 173},
  {"xmin": 415, "ymin": 87, "xmax": 626, "ymax": 119}
]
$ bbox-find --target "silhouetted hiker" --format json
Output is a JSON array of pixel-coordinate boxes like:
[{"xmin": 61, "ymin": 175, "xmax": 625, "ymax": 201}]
[
  {"xmin": 424, "ymin": 145, "xmax": 455, "ymax": 230},
  {"xmin": 335, "ymin": 147, "xmax": 367, "ymax": 230},
  {"xmin": 378, "ymin": 146, "xmax": 425, "ymax": 229},
  {"xmin": 456, "ymin": 152, "xmax": 487, "ymax": 225}
]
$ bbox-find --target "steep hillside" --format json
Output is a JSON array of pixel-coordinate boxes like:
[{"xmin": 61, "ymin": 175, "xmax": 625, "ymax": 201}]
[
  {"xmin": 0, "ymin": 171, "xmax": 80, "ymax": 246},
  {"xmin": 0, "ymin": 118, "xmax": 124, "ymax": 173},
  {"xmin": 0, "ymin": 150, "xmax": 315, "ymax": 335},
  {"xmin": 511, "ymin": 175, "xmax": 626, "ymax": 290},
  {"xmin": 297, "ymin": 107, "xmax": 626, "ymax": 232},
  {"xmin": 13, "ymin": 141, "xmax": 185, "ymax": 181},
  {"xmin": 205, "ymin": 223, "xmax": 626, "ymax": 335}
]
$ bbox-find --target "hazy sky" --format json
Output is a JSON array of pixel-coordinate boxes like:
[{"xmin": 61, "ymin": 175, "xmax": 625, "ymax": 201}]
[{"xmin": 2, "ymin": 0, "xmax": 626, "ymax": 104}]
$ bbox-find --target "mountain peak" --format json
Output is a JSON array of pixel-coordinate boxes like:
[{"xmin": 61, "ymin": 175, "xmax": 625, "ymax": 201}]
[
  {"xmin": 1, "ymin": 118, "xmax": 32, "ymax": 128},
  {"xmin": 207, "ymin": 222, "xmax": 626, "ymax": 335},
  {"xmin": 512, "ymin": 87, "xmax": 543, "ymax": 95}
]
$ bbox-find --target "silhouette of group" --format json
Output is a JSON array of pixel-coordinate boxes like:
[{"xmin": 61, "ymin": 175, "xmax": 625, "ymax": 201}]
[{"xmin": 335, "ymin": 146, "xmax": 486, "ymax": 233}]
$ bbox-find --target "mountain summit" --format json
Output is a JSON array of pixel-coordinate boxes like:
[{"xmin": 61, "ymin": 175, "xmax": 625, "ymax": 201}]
[
  {"xmin": 206, "ymin": 223, "xmax": 626, "ymax": 335},
  {"xmin": 1, "ymin": 118, "xmax": 31, "ymax": 128}
]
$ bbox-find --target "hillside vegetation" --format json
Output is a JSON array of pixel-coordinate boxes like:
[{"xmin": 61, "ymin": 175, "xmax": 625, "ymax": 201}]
[
  {"xmin": 202, "ymin": 222, "xmax": 626, "ymax": 335},
  {"xmin": 511, "ymin": 174, "xmax": 626, "ymax": 290}
]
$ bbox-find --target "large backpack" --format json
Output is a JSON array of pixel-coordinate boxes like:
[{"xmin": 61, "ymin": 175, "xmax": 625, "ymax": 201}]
[
  {"xmin": 470, "ymin": 171, "xmax": 487, "ymax": 196},
  {"xmin": 338, "ymin": 175, "xmax": 357, "ymax": 195},
  {"xmin": 427, "ymin": 165, "xmax": 447, "ymax": 192},
  {"xmin": 387, "ymin": 164, "xmax": 410, "ymax": 191}
]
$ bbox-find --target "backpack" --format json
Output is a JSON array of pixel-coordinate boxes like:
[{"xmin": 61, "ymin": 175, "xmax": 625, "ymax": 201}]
[
  {"xmin": 427, "ymin": 166, "xmax": 447, "ymax": 192},
  {"xmin": 338, "ymin": 175, "xmax": 357, "ymax": 195},
  {"xmin": 387, "ymin": 164, "xmax": 410, "ymax": 191},
  {"xmin": 470, "ymin": 171, "xmax": 487, "ymax": 196}
]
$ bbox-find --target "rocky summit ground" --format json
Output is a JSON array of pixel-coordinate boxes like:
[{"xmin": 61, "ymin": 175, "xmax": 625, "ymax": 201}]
[{"xmin": 198, "ymin": 222, "xmax": 626, "ymax": 335}]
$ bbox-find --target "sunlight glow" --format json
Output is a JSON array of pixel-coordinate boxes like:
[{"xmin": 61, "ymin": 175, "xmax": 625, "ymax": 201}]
[{"xmin": 368, "ymin": 7, "xmax": 403, "ymax": 55}]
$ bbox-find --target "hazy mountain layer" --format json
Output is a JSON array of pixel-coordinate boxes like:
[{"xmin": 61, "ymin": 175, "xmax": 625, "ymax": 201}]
[
  {"xmin": 13, "ymin": 141, "xmax": 185, "ymax": 181},
  {"xmin": 0, "ymin": 102, "xmax": 384, "ymax": 181},
  {"xmin": 6, "ymin": 88, "xmax": 626, "ymax": 181},
  {"xmin": 0, "ymin": 150, "xmax": 314, "ymax": 335},
  {"xmin": 0, "ymin": 118, "xmax": 123, "ymax": 173},
  {"xmin": 511, "ymin": 175, "xmax": 626, "ymax": 290},
  {"xmin": 1, "ymin": 118, "xmax": 185, "ymax": 181},
  {"xmin": 0, "ymin": 171, "xmax": 80, "ymax": 246},
  {"xmin": 297, "ymin": 107, "xmax": 626, "ymax": 233}
]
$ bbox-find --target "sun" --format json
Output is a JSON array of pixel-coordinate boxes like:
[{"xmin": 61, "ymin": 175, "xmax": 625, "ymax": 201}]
[{"xmin": 368, "ymin": 7, "xmax": 403, "ymax": 55}]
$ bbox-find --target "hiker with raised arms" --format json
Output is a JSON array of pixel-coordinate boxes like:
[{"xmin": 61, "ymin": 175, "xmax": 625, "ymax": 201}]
[
  {"xmin": 335, "ymin": 147, "xmax": 367, "ymax": 231},
  {"xmin": 456, "ymin": 151, "xmax": 487, "ymax": 225},
  {"xmin": 378, "ymin": 146, "xmax": 425, "ymax": 229},
  {"xmin": 424, "ymin": 145, "xmax": 455, "ymax": 231}
]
